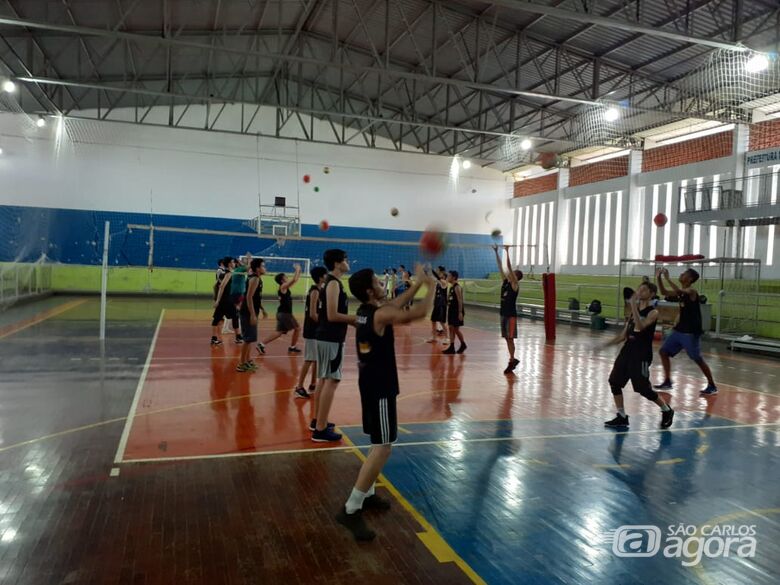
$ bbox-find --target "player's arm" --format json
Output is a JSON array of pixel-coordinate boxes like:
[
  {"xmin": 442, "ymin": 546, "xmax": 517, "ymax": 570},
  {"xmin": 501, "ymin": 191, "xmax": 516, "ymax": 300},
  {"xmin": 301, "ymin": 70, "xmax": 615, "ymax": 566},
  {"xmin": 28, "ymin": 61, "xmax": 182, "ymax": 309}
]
[
  {"xmin": 603, "ymin": 321, "xmax": 630, "ymax": 347},
  {"xmin": 214, "ymin": 272, "xmax": 232, "ymax": 306},
  {"xmin": 456, "ymin": 284, "xmax": 464, "ymax": 318},
  {"xmin": 655, "ymin": 268, "xmax": 672, "ymax": 297},
  {"xmin": 492, "ymin": 244, "xmax": 506, "ymax": 279},
  {"xmin": 326, "ymin": 280, "xmax": 356, "ymax": 325},
  {"xmin": 504, "ymin": 245, "xmax": 519, "ymax": 291},
  {"xmin": 308, "ymin": 289, "xmax": 320, "ymax": 322},
  {"xmin": 246, "ymin": 278, "xmax": 259, "ymax": 324},
  {"xmin": 629, "ymin": 296, "xmax": 659, "ymax": 332},
  {"xmin": 376, "ymin": 271, "xmax": 435, "ymax": 328},
  {"xmin": 281, "ymin": 264, "xmax": 302, "ymax": 293}
]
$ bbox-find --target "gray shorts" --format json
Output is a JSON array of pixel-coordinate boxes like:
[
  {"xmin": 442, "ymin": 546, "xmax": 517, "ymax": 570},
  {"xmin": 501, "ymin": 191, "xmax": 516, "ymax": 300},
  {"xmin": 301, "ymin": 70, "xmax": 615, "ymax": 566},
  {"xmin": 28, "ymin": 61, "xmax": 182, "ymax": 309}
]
[
  {"xmin": 304, "ymin": 338, "xmax": 318, "ymax": 362},
  {"xmin": 276, "ymin": 312, "xmax": 299, "ymax": 333},
  {"xmin": 316, "ymin": 340, "xmax": 344, "ymax": 381}
]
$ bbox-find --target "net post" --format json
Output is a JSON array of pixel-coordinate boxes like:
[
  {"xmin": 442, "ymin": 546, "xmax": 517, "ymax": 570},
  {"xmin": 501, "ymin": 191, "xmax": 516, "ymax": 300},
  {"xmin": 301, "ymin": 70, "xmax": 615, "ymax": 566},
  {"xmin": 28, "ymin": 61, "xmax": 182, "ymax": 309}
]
[{"xmin": 100, "ymin": 220, "xmax": 110, "ymax": 341}]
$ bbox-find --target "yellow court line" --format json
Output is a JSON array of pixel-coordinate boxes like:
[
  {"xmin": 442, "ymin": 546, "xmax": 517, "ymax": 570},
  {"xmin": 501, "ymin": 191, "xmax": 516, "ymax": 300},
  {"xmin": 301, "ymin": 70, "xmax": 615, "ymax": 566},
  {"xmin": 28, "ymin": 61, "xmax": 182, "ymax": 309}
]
[
  {"xmin": 396, "ymin": 426, "xmax": 413, "ymax": 435},
  {"xmin": 341, "ymin": 433, "xmax": 486, "ymax": 585},
  {"xmin": 0, "ymin": 299, "xmax": 87, "ymax": 340},
  {"xmin": 655, "ymin": 458, "xmax": 686, "ymax": 465}
]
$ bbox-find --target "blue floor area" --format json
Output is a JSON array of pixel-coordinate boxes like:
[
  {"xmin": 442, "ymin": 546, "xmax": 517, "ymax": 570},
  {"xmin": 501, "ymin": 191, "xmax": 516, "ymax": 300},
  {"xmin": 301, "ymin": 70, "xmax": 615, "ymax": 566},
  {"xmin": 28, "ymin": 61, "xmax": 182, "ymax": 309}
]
[{"xmin": 344, "ymin": 416, "xmax": 780, "ymax": 585}]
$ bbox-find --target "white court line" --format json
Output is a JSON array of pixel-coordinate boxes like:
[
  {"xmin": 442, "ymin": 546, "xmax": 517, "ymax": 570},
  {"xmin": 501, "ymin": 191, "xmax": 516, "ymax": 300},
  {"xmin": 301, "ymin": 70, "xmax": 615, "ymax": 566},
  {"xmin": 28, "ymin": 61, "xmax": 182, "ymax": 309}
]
[
  {"xmin": 112, "ymin": 309, "xmax": 166, "ymax": 464},
  {"xmin": 117, "ymin": 421, "xmax": 780, "ymax": 465}
]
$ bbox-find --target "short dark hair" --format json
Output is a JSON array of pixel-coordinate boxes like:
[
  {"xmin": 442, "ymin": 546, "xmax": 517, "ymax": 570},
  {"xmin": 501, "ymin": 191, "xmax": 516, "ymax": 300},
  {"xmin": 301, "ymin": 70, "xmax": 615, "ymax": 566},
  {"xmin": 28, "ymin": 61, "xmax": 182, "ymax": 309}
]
[
  {"xmin": 250, "ymin": 258, "xmax": 264, "ymax": 271},
  {"xmin": 310, "ymin": 266, "xmax": 327, "ymax": 282},
  {"xmin": 222, "ymin": 256, "xmax": 233, "ymax": 266},
  {"xmin": 348, "ymin": 269, "xmax": 375, "ymax": 303},
  {"xmin": 438, "ymin": 265, "xmax": 446, "ymax": 273},
  {"xmin": 274, "ymin": 273, "xmax": 285, "ymax": 284},
  {"xmin": 323, "ymin": 249, "xmax": 347, "ymax": 270},
  {"xmin": 684, "ymin": 268, "xmax": 700, "ymax": 284},
  {"xmin": 217, "ymin": 258, "xmax": 225, "ymax": 266},
  {"xmin": 449, "ymin": 270, "xmax": 459, "ymax": 280},
  {"xmin": 514, "ymin": 270, "xmax": 524, "ymax": 281},
  {"xmin": 640, "ymin": 281, "xmax": 658, "ymax": 295}
]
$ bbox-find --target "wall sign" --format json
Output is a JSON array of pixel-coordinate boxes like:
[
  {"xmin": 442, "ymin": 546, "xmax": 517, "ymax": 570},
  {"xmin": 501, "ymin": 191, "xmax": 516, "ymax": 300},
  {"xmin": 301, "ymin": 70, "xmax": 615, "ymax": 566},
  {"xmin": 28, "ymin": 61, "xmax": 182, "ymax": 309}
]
[{"xmin": 745, "ymin": 146, "xmax": 780, "ymax": 168}]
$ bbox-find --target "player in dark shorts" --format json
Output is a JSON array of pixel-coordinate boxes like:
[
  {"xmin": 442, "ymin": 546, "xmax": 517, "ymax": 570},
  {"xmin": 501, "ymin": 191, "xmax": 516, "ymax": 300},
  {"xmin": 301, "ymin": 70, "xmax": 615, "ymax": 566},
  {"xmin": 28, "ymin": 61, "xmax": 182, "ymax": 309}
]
[
  {"xmin": 426, "ymin": 266, "xmax": 448, "ymax": 343},
  {"xmin": 311, "ymin": 249, "xmax": 356, "ymax": 442},
  {"xmin": 336, "ymin": 264, "xmax": 436, "ymax": 541},
  {"xmin": 442, "ymin": 270, "xmax": 466, "ymax": 354},
  {"xmin": 236, "ymin": 258, "xmax": 266, "ymax": 373},
  {"xmin": 654, "ymin": 267, "xmax": 717, "ymax": 395},
  {"xmin": 210, "ymin": 257, "xmax": 242, "ymax": 345},
  {"xmin": 294, "ymin": 267, "xmax": 328, "ymax": 399},
  {"xmin": 257, "ymin": 264, "xmax": 303, "ymax": 355},
  {"xmin": 604, "ymin": 282, "xmax": 674, "ymax": 429},
  {"xmin": 493, "ymin": 244, "xmax": 523, "ymax": 374}
]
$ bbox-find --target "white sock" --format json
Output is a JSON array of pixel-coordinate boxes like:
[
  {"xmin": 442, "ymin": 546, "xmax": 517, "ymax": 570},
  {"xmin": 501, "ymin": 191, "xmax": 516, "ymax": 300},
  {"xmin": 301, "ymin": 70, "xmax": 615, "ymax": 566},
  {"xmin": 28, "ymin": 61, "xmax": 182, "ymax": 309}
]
[
  {"xmin": 345, "ymin": 487, "xmax": 367, "ymax": 514},
  {"xmin": 660, "ymin": 403, "xmax": 671, "ymax": 412},
  {"xmin": 617, "ymin": 408, "xmax": 626, "ymax": 417},
  {"xmin": 366, "ymin": 483, "xmax": 375, "ymax": 497}
]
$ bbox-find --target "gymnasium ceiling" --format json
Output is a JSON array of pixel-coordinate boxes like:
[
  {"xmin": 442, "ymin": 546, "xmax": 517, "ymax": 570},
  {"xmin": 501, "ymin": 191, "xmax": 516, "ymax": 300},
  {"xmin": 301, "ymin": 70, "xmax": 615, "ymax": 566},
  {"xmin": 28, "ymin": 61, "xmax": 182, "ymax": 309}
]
[{"xmin": 0, "ymin": 0, "xmax": 779, "ymax": 172}]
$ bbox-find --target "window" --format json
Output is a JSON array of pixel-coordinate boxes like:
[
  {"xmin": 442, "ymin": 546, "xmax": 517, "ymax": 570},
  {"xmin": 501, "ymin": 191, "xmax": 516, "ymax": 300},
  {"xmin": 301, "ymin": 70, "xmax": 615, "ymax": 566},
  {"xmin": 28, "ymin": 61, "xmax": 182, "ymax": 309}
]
[
  {"xmin": 531, "ymin": 205, "xmax": 539, "ymax": 265},
  {"xmin": 592, "ymin": 194, "xmax": 601, "ymax": 265},
  {"xmin": 538, "ymin": 204, "xmax": 546, "ymax": 265},
  {"xmin": 573, "ymin": 198, "xmax": 581, "ymax": 266},
  {"xmin": 650, "ymin": 184, "xmax": 659, "ymax": 258},
  {"xmin": 664, "ymin": 182, "xmax": 673, "ymax": 255},
  {"xmin": 613, "ymin": 191, "xmax": 623, "ymax": 265},
  {"xmin": 582, "ymin": 196, "xmax": 591, "ymax": 265},
  {"xmin": 603, "ymin": 192, "xmax": 612, "ymax": 265}
]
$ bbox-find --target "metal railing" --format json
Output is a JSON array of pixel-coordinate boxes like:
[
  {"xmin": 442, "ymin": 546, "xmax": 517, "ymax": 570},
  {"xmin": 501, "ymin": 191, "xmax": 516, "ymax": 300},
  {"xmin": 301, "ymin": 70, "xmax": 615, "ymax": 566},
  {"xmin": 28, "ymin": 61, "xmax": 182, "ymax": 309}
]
[
  {"xmin": 0, "ymin": 262, "xmax": 52, "ymax": 308},
  {"xmin": 678, "ymin": 171, "xmax": 778, "ymax": 215}
]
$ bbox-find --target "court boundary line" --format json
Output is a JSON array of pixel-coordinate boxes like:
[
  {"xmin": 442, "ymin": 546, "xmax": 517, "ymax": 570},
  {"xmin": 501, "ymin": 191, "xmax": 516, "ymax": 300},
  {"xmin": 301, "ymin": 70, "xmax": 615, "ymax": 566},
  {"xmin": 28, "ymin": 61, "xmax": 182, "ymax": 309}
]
[
  {"xmin": 112, "ymin": 308, "xmax": 166, "ymax": 464},
  {"xmin": 0, "ymin": 299, "xmax": 87, "ymax": 340},
  {"xmin": 116, "ymin": 420, "xmax": 780, "ymax": 465}
]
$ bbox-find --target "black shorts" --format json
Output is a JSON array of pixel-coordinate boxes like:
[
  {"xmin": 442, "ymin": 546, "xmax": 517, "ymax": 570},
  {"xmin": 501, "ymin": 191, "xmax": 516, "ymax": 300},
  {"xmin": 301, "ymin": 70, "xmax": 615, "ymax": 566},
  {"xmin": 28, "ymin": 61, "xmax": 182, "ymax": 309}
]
[
  {"xmin": 430, "ymin": 305, "xmax": 446, "ymax": 323},
  {"xmin": 609, "ymin": 350, "xmax": 657, "ymax": 401},
  {"xmin": 500, "ymin": 315, "xmax": 517, "ymax": 339},
  {"xmin": 211, "ymin": 301, "xmax": 237, "ymax": 327},
  {"xmin": 360, "ymin": 389, "xmax": 397, "ymax": 445},
  {"xmin": 447, "ymin": 310, "xmax": 464, "ymax": 327},
  {"xmin": 276, "ymin": 313, "xmax": 299, "ymax": 333},
  {"xmin": 239, "ymin": 311, "xmax": 258, "ymax": 343}
]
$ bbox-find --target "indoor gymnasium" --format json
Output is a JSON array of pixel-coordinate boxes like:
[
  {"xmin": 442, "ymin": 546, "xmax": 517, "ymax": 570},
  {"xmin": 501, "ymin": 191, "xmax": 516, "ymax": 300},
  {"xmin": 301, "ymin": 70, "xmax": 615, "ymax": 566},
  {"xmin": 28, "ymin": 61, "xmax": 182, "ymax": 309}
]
[{"xmin": 1, "ymin": 1, "xmax": 780, "ymax": 584}]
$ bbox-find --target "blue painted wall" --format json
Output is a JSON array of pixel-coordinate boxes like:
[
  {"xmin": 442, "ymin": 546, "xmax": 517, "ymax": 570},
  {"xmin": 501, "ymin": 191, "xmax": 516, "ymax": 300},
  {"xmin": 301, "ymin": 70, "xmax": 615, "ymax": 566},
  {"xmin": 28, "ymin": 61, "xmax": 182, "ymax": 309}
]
[{"xmin": 0, "ymin": 205, "xmax": 501, "ymax": 277}]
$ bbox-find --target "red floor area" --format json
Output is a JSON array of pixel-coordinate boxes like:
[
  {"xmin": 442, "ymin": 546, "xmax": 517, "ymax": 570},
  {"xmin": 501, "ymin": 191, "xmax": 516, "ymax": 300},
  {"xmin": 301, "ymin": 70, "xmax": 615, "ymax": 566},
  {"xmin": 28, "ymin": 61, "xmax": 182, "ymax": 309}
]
[{"xmin": 121, "ymin": 310, "xmax": 779, "ymax": 462}]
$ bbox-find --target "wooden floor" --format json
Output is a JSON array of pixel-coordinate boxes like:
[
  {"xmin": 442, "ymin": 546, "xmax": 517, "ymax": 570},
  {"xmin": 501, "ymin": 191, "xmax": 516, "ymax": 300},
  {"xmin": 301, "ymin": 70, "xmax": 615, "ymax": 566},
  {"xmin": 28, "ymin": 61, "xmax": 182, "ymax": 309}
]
[{"xmin": 0, "ymin": 296, "xmax": 778, "ymax": 584}]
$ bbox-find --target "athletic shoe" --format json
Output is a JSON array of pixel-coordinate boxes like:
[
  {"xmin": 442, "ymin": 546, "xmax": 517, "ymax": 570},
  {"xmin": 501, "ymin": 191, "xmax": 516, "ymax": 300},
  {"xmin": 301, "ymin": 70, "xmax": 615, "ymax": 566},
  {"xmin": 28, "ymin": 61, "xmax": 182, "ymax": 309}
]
[
  {"xmin": 294, "ymin": 386, "xmax": 311, "ymax": 399},
  {"xmin": 442, "ymin": 346, "xmax": 456, "ymax": 355},
  {"xmin": 288, "ymin": 346, "xmax": 302, "ymax": 353},
  {"xmin": 661, "ymin": 407, "xmax": 675, "ymax": 429},
  {"xmin": 308, "ymin": 419, "xmax": 336, "ymax": 432},
  {"xmin": 363, "ymin": 494, "xmax": 391, "ymax": 511},
  {"xmin": 503, "ymin": 358, "xmax": 520, "ymax": 374},
  {"xmin": 256, "ymin": 342, "xmax": 266, "ymax": 354},
  {"xmin": 311, "ymin": 428, "xmax": 343, "ymax": 442},
  {"xmin": 700, "ymin": 385, "xmax": 718, "ymax": 396},
  {"xmin": 246, "ymin": 361, "xmax": 258, "ymax": 371},
  {"xmin": 654, "ymin": 380, "xmax": 673, "ymax": 390},
  {"xmin": 234, "ymin": 335, "xmax": 244, "ymax": 345},
  {"xmin": 335, "ymin": 507, "xmax": 375, "ymax": 542},
  {"xmin": 604, "ymin": 414, "xmax": 630, "ymax": 428},
  {"xmin": 235, "ymin": 362, "xmax": 250, "ymax": 372},
  {"xmin": 210, "ymin": 337, "xmax": 223, "ymax": 346},
  {"xmin": 456, "ymin": 343, "xmax": 467, "ymax": 354}
]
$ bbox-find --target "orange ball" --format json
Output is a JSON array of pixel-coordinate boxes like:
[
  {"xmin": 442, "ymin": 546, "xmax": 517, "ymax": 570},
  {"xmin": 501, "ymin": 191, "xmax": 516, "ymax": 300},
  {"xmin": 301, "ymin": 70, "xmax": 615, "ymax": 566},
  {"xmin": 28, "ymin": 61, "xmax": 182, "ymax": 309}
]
[
  {"xmin": 303, "ymin": 174, "xmax": 311, "ymax": 183},
  {"xmin": 319, "ymin": 219, "xmax": 329, "ymax": 231},
  {"xmin": 419, "ymin": 229, "xmax": 446, "ymax": 257},
  {"xmin": 654, "ymin": 213, "xmax": 668, "ymax": 227}
]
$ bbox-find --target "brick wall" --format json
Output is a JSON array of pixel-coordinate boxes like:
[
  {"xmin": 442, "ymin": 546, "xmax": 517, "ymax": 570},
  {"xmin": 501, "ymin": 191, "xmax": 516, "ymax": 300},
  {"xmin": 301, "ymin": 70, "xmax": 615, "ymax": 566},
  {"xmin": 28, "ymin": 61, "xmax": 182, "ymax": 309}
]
[
  {"xmin": 642, "ymin": 131, "xmax": 733, "ymax": 173},
  {"xmin": 513, "ymin": 173, "xmax": 558, "ymax": 197},
  {"xmin": 749, "ymin": 119, "xmax": 780, "ymax": 151},
  {"xmin": 569, "ymin": 156, "xmax": 628, "ymax": 187}
]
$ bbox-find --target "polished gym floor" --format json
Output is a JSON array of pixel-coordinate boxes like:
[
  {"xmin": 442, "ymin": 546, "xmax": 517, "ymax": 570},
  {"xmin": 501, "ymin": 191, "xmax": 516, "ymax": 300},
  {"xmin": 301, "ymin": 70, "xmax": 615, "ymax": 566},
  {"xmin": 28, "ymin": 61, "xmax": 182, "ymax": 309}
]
[{"xmin": 0, "ymin": 296, "xmax": 777, "ymax": 584}]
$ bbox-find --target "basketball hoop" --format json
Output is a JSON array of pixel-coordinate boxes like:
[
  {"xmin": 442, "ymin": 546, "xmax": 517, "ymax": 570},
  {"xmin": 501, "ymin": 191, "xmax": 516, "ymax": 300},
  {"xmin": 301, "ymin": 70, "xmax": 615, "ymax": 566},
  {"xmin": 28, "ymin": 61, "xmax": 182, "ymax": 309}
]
[{"xmin": 276, "ymin": 236, "xmax": 286, "ymax": 247}]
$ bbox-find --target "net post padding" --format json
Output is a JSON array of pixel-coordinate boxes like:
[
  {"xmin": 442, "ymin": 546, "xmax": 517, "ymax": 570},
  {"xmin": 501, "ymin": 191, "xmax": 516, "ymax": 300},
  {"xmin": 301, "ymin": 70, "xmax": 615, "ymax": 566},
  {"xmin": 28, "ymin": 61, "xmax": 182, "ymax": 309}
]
[{"xmin": 542, "ymin": 273, "xmax": 556, "ymax": 341}]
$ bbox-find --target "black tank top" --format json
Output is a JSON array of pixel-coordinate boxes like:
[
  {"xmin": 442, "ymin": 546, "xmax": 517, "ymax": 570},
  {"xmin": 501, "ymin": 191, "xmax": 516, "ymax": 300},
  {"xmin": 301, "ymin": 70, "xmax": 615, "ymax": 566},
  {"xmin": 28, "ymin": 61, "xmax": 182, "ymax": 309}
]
[
  {"xmin": 500, "ymin": 279, "xmax": 519, "ymax": 317},
  {"xmin": 241, "ymin": 275, "xmax": 263, "ymax": 315},
  {"xmin": 434, "ymin": 281, "xmax": 447, "ymax": 307},
  {"xmin": 448, "ymin": 283, "xmax": 463, "ymax": 314},
  {"xmin": 356, "ymin": 304, "xmax": 399, "ymax": 398},
  {"xmin": 674, "ymin": 291, "xmax": 703, "ymax": 335},
  {"xmin": 624, "ymin": 305, "xmax": 656, "ymax": 357},
  {"xmin": 278, "ymin": 287, "xmax": 292, "ymax": 314},
  {"xmin": 316, "ymin": 274, "xmax": 348, "ymax": 342},
  {"xmin": 303, "ymin": 285, "xmax": 319, "ymax": 339}
]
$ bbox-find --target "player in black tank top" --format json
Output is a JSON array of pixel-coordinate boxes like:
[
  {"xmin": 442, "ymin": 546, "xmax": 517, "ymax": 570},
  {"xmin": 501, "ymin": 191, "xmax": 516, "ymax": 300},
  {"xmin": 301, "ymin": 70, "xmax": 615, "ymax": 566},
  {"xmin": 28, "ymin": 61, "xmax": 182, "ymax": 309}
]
[
  {"xmin": 236, "ymin": 258, "xmax": 267, "ymax": 372},
  {"xmin": 493, "ymin": 245, "xmax": 523, "ymax": 373},
  {"xmin": 295, "ymin": 267, "xmax": 329, "ymax": 398},
  {"xmin": 442, "ymin": 271, "xmax": 467, "ymax": 354},
  {"xmin": 257, "ymin": 264, "xmax": 302, "ymax": 355},
  {"xmin": 656, "ymin": 267, "xmax": 717, "ymax": 394},
  {"xmin": 427, "ymin": 267, "xmax": 449, "ymax": 343},
  {"xmin": 336, "ymin": 265, "xmax": 436, "ymax": 542},
  {"xmin": 604, "ymin": 281, "xmax": 674, "ymax": 430},
  {"xmin": 316, "ymin": 274, "xmax": 349, "ymax": 343},
  {"xmin": 210, "ymin": 257, "xmax": 242, "ymax": 346}
]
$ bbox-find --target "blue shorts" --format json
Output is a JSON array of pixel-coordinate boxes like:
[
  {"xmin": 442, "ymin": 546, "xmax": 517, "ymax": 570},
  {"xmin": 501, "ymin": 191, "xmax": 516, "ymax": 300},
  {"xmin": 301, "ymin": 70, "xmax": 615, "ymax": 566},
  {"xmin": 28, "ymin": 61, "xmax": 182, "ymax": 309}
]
[{"xmin": 660, "ymin": 330, "xmax": 702, "ymax": 362}]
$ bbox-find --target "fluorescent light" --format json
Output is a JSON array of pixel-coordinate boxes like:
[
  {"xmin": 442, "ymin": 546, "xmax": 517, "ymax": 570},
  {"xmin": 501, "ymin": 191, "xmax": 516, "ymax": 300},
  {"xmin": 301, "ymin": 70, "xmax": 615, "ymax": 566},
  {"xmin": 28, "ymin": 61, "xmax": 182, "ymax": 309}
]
[
  {"xmin": 656, "ymin": 123, "xmax": 735, "ymax": 145},
  {"xmin": 745, "ymin": 53, "xmax": 769, "ymax": 73},
  {"xmin": 2, "ymin": 80, "xmax": 16, "ymax": 93},
  {"xmin": 0, "ymin": 147, "xmax": 3, "ymax": 155},
  {"xmin": 578, "ymin": 149, "xmax": 631, "ymax": 164},
  {"xmin": 462, "ymin": 159, "xmax": 472, "ymax": 169},
  {"xmin": 36, "ymin": 116, "xmax": 45, "ymax": 128},
  {"xmin": 520, "ymin": 139, "xmax": 532, "ymax": 150},
  {"xmin": 604, "ymin": 107, "xmax": 620, "ymax": 122}
]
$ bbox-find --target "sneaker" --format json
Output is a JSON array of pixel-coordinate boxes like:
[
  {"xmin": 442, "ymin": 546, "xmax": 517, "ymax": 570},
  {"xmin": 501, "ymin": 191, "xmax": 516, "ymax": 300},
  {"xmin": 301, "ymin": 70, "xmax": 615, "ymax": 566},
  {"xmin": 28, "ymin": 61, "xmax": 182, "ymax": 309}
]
[
  {"xmin": 456, "ymin": 343, "xmax": 467, "ymax": 354},
  {"xmin": 442, "ymin": 346, "xmax": 455, "ymax": 355},
  {"xmin": 308, "ymin": 419, "xmax": 336, "ymax": 432},
  {"xmin": 234, "ymin": 335, "xmax": 244, "ymax": 345},
  {"xmin": 311, "ymin": 428, "xmax": 343, "ymax": 442},
  {"xmin": 246, "ymin": 361, "xmax": 258, "ymax": 371},
  {"xmin": 335, "ymin": 507, "xmax": 375, "ymax": 542},
  {"xmin": 604, "ymin": 414, "xmax": 630, "ymax": 428},
  {"xmin": 363, "ymin": 494, "xmax": 391, "ymax": 511},
  {"xmin": 503, "ymin": 358, "xmax": 520, "ymax": 374},
  {"xmin": 256, "ymin": 342, "xmax": 266, "ymax": 354},
  {"xmin": 700, "ymin": 385, "xmax": 718, "ymax": 396},
  {"xmin": 661, "ymin": 407, "xmax": 675, "ymax": 429},
  {"xmin": 210, "ymin": 337, "xmax": 223, "ymax": 346},
  {"xmin": 288, "ymin": 346, "xmax": 302, "ymax": 353},
  {"xmin": 294, "ymin": 386, "xmax": 311, "ymax": 399},
  {"xmin": 654, "ymin": 380, "xmax": 673, "ymax": 390},
  {"xmin": 235, "ymin": 362, "xmax": 250, "ymax": 372}
]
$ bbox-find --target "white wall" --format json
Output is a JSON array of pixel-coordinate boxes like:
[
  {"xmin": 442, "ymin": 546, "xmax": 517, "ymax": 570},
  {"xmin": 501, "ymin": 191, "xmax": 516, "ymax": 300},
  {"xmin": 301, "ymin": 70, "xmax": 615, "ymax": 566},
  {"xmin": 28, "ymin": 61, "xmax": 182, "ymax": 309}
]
[{"xmin": 0, "ymin": 110, "xmax": 512, "ymax": 237}]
